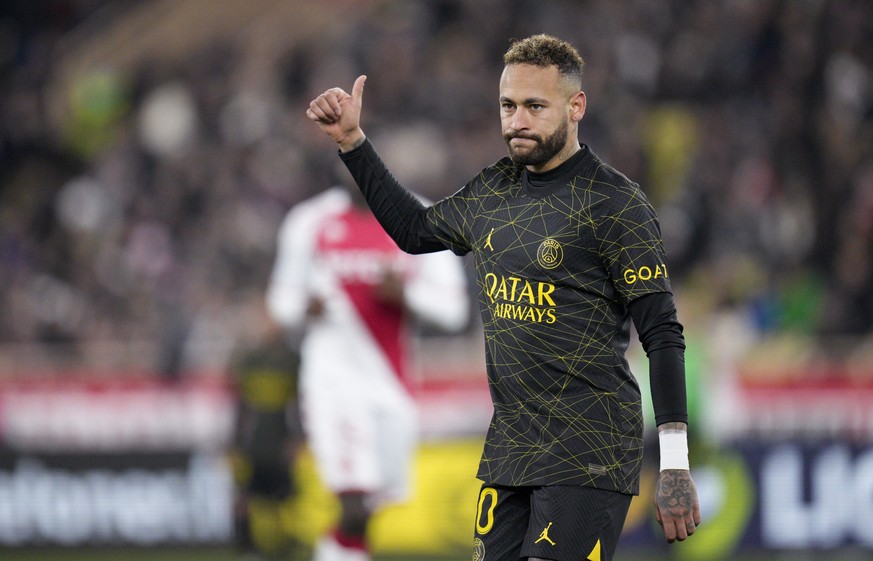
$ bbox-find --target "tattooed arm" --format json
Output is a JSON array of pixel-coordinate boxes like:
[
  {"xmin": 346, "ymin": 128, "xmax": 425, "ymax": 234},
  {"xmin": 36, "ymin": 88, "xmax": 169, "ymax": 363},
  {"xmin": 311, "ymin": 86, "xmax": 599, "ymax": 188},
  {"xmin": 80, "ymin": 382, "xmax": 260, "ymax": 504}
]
[{"xmin": 654, "ymin": 422, "xmax": 701, "ymax": 542}]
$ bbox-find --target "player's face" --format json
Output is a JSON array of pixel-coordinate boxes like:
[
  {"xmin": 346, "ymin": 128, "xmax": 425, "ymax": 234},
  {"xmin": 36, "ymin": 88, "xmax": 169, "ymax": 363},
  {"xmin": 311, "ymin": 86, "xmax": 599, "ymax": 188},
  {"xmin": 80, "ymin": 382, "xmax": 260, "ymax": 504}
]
[{"xmin": 500, "ymin": 63, "xmax": 585, "ymax": 172}]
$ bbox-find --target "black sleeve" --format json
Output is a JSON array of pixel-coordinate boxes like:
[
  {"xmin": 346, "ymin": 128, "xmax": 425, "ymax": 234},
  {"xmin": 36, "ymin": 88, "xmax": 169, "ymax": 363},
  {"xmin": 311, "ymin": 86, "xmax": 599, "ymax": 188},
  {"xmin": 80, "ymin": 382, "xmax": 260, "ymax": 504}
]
[
  {"xmin": 628, "ymin": 292, "xmax": 688, "ymax": 426},
  {"xmin": 339, "ymin": 138, "xmax": 448, "ymax": 254}
]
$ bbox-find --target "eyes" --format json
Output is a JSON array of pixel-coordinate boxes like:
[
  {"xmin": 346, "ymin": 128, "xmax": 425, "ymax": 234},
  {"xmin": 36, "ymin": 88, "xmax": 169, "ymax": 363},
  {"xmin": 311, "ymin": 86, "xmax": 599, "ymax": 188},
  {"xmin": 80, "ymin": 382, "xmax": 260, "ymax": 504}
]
[{"xmin": 501, "ymin": 101, "xmax": 545, "ymax": 113}]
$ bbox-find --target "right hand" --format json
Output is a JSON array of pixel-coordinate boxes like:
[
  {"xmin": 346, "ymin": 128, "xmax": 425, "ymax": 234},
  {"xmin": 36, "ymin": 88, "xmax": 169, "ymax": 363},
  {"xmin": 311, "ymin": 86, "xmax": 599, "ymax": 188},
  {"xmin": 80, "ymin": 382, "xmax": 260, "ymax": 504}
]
[{"xmin": 305, "ymin": 74, "xmax": 367, "ymax": 152}]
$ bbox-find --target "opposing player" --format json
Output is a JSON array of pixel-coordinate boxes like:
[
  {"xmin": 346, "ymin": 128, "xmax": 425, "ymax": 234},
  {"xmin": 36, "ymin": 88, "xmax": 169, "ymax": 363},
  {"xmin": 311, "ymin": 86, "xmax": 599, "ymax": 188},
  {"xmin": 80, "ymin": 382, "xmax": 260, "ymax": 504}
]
[
  {"xmin": 306, "ymin": 34, "xmax": 700, "ymax": 561},
  {"xmin": 266, "ymin": 177, "xmax": 469, "ymax": 561}
]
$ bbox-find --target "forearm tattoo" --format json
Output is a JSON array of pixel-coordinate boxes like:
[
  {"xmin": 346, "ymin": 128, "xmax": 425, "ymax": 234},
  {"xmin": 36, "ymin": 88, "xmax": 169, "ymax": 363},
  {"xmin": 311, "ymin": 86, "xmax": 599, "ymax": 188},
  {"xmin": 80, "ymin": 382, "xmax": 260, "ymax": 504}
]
[{"xmin": 656, "ymin": 469, "xmax": 696, "ymax": 517}]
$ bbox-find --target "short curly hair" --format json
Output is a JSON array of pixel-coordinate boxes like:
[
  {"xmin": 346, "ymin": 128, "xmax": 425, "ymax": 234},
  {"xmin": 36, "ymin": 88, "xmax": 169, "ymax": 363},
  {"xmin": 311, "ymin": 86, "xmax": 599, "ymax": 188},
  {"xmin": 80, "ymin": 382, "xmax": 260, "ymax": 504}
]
[{"xmin": 503, "ymin": 34, "xmax": 585, "ymax": 88}]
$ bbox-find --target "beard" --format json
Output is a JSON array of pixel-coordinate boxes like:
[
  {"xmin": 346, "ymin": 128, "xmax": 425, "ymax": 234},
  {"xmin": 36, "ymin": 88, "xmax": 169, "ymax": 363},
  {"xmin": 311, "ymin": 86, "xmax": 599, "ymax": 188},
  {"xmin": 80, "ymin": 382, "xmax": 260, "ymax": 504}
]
[{"xmin": 504, "ymin": 116, "xmax": 569, "ymax": 167}]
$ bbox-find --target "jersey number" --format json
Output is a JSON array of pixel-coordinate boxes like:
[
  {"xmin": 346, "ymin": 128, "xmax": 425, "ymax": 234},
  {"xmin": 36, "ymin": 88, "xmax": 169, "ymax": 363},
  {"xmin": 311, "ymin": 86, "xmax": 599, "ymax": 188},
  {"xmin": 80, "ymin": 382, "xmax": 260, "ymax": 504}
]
[{"xmin": 475, "ymin": 487, "xmax": 498, "ymax": 534}]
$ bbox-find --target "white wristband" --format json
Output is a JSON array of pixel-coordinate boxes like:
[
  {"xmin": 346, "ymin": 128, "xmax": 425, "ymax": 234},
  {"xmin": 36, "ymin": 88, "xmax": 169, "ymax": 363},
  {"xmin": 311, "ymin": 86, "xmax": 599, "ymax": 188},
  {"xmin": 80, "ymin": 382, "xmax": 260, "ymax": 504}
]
[{"xmin": 659, "ymin": 430, "xmax": 690, "ymax": 472}]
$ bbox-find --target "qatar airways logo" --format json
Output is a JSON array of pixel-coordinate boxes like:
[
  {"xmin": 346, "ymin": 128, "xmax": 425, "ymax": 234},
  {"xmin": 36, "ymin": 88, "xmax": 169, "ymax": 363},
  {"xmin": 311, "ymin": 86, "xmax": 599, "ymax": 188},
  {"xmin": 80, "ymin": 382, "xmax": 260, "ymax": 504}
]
[
  {"xmin": 322, "ymin": 251, "xmax": 408, "ymax": 284},
  {"xmin": 484, "ymin": 272, "xmax": 557, "ymax": 324}
]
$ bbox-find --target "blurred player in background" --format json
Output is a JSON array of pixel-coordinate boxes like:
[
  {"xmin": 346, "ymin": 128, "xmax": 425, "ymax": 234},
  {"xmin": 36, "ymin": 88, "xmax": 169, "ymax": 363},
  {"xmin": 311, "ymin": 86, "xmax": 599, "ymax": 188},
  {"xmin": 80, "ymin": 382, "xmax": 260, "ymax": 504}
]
[
  {"xmin": 230, "ymin": 298, "xmax": 304, "ymax": 560},
  {"xmin": 266, "ymin": 174, "xmax": 469, "ymax": 561},
  {"xmin": 306, "ymin": 34, "xmax": 700, "ymax": 561}
]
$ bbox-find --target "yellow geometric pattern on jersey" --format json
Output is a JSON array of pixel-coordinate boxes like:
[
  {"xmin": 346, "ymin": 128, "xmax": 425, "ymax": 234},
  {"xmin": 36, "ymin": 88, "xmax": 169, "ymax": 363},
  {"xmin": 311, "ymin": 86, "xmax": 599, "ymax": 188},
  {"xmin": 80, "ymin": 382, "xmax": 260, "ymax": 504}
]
[{"xmin": 426, "ymin": 148, "xmax": 671, "ymax": 494}]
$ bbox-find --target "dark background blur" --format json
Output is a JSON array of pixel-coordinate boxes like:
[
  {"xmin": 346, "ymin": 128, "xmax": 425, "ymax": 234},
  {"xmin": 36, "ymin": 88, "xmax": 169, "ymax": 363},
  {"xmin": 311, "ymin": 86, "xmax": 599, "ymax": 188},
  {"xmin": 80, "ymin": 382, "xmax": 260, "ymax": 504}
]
[{"xmin": 0, "ymin": 1, "xmax": 871, "ymax": 559}]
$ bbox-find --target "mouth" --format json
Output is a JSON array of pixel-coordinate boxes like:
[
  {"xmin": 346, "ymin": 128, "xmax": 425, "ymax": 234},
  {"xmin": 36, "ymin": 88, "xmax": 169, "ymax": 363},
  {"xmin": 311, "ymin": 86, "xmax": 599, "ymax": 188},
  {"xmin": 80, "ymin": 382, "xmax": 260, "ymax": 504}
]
[{"xmin": 509, "ymin": 136, "xmax": 537, "ymax": 145}]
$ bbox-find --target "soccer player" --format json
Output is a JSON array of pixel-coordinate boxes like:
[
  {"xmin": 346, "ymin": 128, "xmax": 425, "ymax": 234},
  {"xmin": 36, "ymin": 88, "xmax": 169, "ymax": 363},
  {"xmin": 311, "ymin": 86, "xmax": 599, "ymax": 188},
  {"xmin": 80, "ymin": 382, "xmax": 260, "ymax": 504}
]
[
  {"xmin": 229, "ymin": 302, "xmax": 304, "ymax": 560},
  {"xmin": 305, "ymin": 34, "xmax": 701, "ymax": 561},
  {"xmin": 266, "ymin": 178, "xmax": 469, "ymax": 561}
]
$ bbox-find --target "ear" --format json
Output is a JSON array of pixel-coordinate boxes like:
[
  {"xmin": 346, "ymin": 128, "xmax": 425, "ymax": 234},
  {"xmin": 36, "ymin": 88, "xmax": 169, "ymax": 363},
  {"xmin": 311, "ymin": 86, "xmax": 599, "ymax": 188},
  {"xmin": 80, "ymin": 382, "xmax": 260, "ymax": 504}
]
[{"xmin": 569, "ymin": 90, "xmax": 587, "ymax": 123}]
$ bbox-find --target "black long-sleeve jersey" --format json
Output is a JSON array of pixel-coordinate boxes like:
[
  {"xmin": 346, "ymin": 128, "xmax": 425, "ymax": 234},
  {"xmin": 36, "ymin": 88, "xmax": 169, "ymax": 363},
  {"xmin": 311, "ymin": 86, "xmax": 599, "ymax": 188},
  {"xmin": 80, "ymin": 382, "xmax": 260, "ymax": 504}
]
[{"xmin": 340, "ymin": 139, "xmax": 686, "ymax": 495}]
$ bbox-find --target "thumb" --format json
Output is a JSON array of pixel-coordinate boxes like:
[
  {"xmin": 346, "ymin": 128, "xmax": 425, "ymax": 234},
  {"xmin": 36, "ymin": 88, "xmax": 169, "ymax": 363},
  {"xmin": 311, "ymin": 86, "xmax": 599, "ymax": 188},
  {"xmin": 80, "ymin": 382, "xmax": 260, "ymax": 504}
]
[{"xmin": 351, "ymin": 74, "xmax": 367, "ymax": 105}]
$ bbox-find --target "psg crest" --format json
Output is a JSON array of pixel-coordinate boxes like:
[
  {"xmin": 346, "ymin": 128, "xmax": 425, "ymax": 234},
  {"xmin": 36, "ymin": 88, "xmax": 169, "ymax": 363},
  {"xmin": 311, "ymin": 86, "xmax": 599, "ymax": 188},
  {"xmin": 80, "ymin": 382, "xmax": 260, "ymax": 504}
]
[
  {"xmin": 472, "ymin": 537, "xmax": 486, "ymax": 561},
  {"xmin": 537, "ymin": 238, "xmax": 563, "ymax": 269}
]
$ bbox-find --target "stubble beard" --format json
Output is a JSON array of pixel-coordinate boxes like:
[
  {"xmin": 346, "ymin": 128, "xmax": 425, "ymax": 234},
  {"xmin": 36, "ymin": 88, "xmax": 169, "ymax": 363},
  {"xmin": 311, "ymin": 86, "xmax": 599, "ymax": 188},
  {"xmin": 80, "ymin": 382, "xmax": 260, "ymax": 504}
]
[{"xmin": 504, "ymin": 116, "xmax": 569, "ymax": 167}]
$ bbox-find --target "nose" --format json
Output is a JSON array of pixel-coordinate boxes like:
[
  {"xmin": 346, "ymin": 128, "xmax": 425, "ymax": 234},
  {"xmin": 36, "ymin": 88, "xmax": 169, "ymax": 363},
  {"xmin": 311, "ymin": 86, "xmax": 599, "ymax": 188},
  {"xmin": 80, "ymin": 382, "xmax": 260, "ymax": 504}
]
[{"xmin": 510, "ymin": 108, "xmax": 529, "ymax": 132}]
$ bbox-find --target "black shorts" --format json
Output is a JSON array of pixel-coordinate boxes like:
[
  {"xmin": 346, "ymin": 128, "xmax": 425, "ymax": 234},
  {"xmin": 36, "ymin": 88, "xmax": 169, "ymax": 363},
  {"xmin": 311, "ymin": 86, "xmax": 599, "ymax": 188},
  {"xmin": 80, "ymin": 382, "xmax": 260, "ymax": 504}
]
[
  {"xmin": 247, "ymin": 460, "xmax": 292, "ymax": 498},
  {"xmin": 472, "ymin": 484, "xmax": 632, "ymax": 561}
]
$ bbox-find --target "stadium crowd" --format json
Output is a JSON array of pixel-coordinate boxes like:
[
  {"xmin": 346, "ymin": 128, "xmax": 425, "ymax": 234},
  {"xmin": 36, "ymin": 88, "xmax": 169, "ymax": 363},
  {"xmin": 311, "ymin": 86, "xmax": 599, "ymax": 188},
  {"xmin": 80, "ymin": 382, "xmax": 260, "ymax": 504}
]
[{"xmin": 0, "ymin": 0, "xmax": 871, "ymax": 376}]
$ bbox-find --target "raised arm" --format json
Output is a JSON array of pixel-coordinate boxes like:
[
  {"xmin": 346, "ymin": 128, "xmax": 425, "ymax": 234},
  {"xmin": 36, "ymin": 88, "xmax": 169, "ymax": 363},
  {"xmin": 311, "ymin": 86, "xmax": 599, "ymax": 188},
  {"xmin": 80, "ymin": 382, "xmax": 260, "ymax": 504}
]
[{"xmin": 307, "ymin": 76, "xmax": 448, "ymax": 255}]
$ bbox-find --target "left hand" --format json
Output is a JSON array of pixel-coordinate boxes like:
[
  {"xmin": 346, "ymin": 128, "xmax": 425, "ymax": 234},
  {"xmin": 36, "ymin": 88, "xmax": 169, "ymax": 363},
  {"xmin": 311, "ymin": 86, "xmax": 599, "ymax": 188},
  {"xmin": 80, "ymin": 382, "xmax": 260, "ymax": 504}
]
[{"xmin": 654, "ymin": 469, "xmax": 701, "ymax": 543}]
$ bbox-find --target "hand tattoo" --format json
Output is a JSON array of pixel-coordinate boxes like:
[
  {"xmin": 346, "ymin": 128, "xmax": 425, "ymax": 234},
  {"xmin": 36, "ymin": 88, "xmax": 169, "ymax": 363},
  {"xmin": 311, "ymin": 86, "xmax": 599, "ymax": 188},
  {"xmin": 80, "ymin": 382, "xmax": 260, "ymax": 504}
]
[{"xmin": 656, "ymin": 469, "xmax": 696, "ymax": 518}]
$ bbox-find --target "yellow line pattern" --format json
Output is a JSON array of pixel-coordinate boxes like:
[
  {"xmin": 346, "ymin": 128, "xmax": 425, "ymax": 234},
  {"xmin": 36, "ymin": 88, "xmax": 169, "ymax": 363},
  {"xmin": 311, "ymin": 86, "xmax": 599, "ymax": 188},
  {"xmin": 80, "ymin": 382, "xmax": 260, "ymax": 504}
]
[{"xmin": 426, "ymin": 151, "xmax": 669, "ymax": 494}]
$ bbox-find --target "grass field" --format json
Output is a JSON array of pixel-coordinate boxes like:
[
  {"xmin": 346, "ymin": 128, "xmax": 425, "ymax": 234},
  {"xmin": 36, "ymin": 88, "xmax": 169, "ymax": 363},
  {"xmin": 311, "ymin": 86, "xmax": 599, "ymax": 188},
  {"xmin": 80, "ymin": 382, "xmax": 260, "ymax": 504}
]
[{"xmin": 2, "ymin": 547, "xmax": 872, "ymax": 561}]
